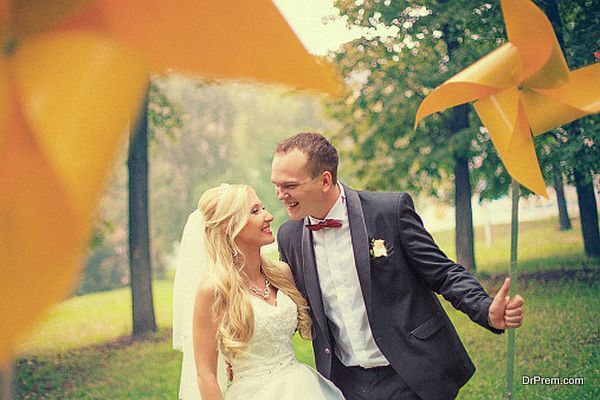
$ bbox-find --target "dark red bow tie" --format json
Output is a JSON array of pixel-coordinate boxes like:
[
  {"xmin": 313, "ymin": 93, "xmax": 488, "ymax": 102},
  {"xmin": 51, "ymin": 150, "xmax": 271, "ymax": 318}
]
[{"xmin": 305, "ymin": 219, "xmax": 342, "ymax": 231}]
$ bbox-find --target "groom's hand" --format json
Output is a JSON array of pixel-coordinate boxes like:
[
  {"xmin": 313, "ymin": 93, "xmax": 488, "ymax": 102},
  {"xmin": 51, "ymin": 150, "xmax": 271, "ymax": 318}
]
[{"xmin": 488, "ymin": 278, "xmax": 524, "ymax": 330}]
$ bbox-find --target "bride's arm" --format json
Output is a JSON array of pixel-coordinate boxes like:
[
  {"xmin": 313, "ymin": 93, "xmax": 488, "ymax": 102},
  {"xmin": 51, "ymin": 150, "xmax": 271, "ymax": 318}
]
[{"xmin": 193, "ymin": 281, "xmax": 223, "ymax": 400}]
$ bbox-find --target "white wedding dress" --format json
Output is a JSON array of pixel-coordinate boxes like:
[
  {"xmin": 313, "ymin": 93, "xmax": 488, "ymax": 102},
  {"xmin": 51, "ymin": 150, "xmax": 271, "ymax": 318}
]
[
  {"xmin": 224, "ymin": 289, "xmax": 345, "ymax": 400},
  {"xmin": 173, "ymin": 210, "xmax": 344, "ymax": 399}
]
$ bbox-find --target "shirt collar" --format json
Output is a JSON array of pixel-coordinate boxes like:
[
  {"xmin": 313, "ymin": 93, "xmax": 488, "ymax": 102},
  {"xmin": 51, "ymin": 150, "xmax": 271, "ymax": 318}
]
[{"xmin": 308, "ymin": 183, "xmax": 347, "ymax": 225}]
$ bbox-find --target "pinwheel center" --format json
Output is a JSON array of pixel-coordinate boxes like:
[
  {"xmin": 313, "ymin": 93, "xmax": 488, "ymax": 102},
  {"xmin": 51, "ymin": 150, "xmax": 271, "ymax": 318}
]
[
  {"xmin": 3, "ymin": 36, "xmax": 18, "ymax": 56},
  {"xmin": 517, "ymin": 84, "xmax": 524, "ymax": 91}
]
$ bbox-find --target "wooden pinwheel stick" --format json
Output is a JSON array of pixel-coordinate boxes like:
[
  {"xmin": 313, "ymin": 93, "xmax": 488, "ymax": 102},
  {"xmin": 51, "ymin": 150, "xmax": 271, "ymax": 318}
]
[{"xmin": 505, "ymin": 179, "xmax": 520, "ymax": 399}]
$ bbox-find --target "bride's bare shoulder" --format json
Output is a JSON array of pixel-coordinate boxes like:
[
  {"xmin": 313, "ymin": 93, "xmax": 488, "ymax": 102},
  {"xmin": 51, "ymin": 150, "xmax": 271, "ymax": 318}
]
[{"xmin": 195, "ymin": 279, "xmax": 217, "ymax": 307}]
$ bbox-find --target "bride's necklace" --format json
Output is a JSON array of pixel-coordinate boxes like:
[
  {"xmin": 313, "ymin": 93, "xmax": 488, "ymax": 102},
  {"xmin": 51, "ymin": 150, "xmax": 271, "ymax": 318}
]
[{"xmin": 248, "ymin": 269, "xmax": 271, "ymax": 300}]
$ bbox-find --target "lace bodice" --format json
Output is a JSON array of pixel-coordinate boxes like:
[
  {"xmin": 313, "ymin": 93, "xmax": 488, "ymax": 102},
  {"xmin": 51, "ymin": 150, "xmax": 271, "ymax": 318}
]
[{"xmin": 227, "ymin": 290, "xmax": 299, "ymax": 384}]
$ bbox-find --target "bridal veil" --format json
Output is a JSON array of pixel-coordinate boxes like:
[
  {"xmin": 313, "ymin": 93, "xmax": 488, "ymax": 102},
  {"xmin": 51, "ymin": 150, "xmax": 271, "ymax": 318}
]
[{"xmin": 173, "ymin": 210, "xmax": 227, "ymax": 399}]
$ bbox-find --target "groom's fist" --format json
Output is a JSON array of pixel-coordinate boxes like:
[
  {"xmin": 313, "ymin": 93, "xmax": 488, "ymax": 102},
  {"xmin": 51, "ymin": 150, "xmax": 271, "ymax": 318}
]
[{"xmin": 488, "ymin": 278, "xmax": 524, "ymax": 330}]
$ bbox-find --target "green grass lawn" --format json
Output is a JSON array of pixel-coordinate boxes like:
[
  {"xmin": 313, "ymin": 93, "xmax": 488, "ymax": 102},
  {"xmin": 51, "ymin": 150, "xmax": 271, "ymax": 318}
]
[
  {"xmin": 448, "ymin": 277, "xmax": 599, "ymax": 399},
  {"xmin": 431, "ymin": 217, "xmax": 594, "ymax": 275},
  {"xmin": 13, "ymin": 218, "xmax": 599, "ymax": 399},
  {"xmin": 16, "ymin": 281, "xmax": 174, "ymax": 356}
]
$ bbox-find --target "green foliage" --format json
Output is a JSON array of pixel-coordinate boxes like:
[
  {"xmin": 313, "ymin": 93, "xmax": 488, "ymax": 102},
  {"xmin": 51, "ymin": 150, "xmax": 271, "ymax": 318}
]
[
  {"xmin": 328, "ymin": 0, "xmax": 505, "ymax": 200},
  {"xmin": 533, "ymin": 0, "xmax": 599, "ymax": 190},
  {"xmin": 330, "ymin": 0, "xmax": 598, "ymax": 203},
  {"xmin": 147, "ymin": 75, "xmax": 185, "ymax": 141},
  {"xmin": 76, "ymin": 245, "xmax": 129, "ymax": 295},
  {"xmin": 88, "ymin": 218, "xmax": 113, "ymax": 251},
  {"xmin": 554, "ymin": 0, "xmax": 600, "ymax": 68},
  {"xmin": 78, "ymin": 219, "xmax": 128, "ymax": 295}
]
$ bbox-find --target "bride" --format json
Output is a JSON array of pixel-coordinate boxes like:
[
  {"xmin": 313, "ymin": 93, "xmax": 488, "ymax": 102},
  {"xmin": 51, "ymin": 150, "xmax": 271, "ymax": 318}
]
[{"xmin": 173, "ymin": 183, "xmax": 345, "ymax": 399}]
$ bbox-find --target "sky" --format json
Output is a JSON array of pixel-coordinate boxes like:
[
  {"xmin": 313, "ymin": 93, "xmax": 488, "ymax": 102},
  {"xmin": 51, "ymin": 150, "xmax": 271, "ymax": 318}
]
[{"xmin": 273, "ymin": 0, "xmax": 364, "ymax": 55}]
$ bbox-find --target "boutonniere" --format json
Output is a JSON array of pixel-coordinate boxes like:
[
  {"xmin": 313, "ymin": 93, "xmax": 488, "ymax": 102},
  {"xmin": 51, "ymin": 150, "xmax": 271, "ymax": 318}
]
[{"xmin": 369, "ymin": 238, "xmax": 389, "ymax": 258}]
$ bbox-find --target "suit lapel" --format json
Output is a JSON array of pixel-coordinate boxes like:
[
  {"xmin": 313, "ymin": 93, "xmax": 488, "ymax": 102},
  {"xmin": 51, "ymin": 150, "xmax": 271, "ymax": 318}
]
[
  {"xmin": 343, "ymin": 184, "xmax": 372, "ymax": 315},
  {"xmin": 301, "ymin": 225, "xmax": 328, "ymax": 338}
]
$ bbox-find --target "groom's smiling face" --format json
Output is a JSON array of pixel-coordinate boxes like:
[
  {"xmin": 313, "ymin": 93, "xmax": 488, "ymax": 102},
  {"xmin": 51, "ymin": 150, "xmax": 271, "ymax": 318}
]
[{"xmin": 271, "ymin": 149, "xmax": 327, "ymax": 221}]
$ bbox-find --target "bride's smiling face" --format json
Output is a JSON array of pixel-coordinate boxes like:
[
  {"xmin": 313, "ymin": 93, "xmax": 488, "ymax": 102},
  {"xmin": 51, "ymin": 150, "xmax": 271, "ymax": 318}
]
[{"xmin": 235, "ymin": 190, "xmax": 274, "ymax": 249}]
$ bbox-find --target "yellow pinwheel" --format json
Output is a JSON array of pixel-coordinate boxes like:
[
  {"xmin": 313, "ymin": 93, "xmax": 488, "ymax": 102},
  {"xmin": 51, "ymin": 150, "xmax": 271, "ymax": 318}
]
[
  {"xmin": 1, "ymin": 0, "xmax": 340, "ymax": 366},
  {"xmin": 414, "ymin": 0, "xmax": 600, "ymax": 197}
]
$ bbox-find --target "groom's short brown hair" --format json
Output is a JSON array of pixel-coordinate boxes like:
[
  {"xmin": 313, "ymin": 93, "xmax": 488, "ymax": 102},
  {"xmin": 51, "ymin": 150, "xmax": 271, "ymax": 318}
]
[{"xmin": 276, "ymin": 132, "xmax": 339, "ymax": 183}]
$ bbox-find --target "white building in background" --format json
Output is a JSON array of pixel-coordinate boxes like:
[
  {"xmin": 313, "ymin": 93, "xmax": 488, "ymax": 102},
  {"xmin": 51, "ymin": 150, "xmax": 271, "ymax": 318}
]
[{"xmin": 418, "ymin": 185, "xmax": 585, "ymax": 235}]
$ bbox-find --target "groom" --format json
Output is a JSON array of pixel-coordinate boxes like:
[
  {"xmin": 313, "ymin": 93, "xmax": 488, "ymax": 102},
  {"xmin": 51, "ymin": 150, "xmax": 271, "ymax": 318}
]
[{"xmin": 272, "ymin": 132, "xmax": 524, "ymax": 400}]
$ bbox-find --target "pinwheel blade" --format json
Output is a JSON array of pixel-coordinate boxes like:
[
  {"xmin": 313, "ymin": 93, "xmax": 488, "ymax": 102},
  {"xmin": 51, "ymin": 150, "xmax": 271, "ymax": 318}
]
[
  {"xmin": 526, "ymin": 63, "xmax": 600, "ymax": 134},
  {"xmin": 13, "ymin": 32, "xmax": 149, "ymax": 221},
  {"xmin": 0, "ymin": 33, "xmax": 148, "ymax": 364},
  {"xmin": 414, "ymin": 43, "xmax": 520, "ymax": 129},
  {"xmin": 1, "ymin": 0, "xmax": 343, "ymax": 368},
  {"xmin": 522, "ymin": 89, "xmax": 587, "ymax": 136},
  {"xmin": 502, "ymin": 0, "xmax": 569, "ymax": 88},
  {"xmin": 57, "ymin": 0, "xmax": 342, "ymax": 95},
  {"xmin": 0, "ymin": 93, "xmax": 84, "ymax": 364},
  {"xmin": 474, "ymin": 87, "xmax": 548, "ymax": 197}
]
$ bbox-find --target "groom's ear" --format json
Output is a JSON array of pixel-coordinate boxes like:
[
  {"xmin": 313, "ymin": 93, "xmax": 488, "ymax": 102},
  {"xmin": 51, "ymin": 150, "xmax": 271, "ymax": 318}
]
[{"xmin": 320, "ymin": 171, "xmax": 333, "ymax": 190}]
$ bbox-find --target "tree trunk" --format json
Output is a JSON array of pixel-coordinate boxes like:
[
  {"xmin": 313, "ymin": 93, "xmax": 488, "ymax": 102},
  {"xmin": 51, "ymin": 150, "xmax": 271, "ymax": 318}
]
[
  {"xmin": 573, "ymin": 169, "xmax": 600, "ymax": 257},
  {"xmin": 454, "ymin": 153, "xmax": 476, "ymax": 271},
  {"xmin": 128, "ymin": 92, "xmax": 157, "ymax": 336},
  {"xmin": 539, "ymin": 0, "xmax": 598, "ymax": 256},
  {"xmin": 552, "ymin": 166, "xmax": 571, "ymax": 230},
  {"xmin": 441, "ymin": 13, "xmax": 476, "ymax": 272},
  {"xmin": 449, "ymin": 101, "xmax": 475, "ymax": 272}
]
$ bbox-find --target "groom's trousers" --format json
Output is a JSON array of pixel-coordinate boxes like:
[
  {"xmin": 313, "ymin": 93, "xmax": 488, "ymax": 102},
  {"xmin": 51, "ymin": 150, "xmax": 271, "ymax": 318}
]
[{"xmin": 331, "ymin": 356, "xmax": 422, "ymax": 400}]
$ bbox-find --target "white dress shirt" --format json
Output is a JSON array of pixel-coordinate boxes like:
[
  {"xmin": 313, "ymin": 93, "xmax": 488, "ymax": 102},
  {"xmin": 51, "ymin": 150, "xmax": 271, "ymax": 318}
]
[{"xmin": 307, "ymin": 184, "xmax": 389, "ymax": 368}]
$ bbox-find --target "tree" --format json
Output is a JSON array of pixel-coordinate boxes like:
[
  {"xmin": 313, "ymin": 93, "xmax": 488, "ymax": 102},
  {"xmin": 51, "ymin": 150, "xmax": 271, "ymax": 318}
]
[
  {"xmin": 551, "ymin": 162, "xmax": 572, "ymax": 231},
  {"xmin": 128, "ymin": 91, "xmax": 157, "ymax": 336},
  {"xmin": 125, "ymin": 75, "xmax": 192, "ymax": 336},
  {"xmin": 537, "ymin": 0, "xmax": 600, "ymax": 256},
  {"xmin": 126, "ymin": 75, "xmax": 237, "ymax": 336},
  {"xmin": 329, "ymin": 0, "xmax": 506, "ymax": 271}
]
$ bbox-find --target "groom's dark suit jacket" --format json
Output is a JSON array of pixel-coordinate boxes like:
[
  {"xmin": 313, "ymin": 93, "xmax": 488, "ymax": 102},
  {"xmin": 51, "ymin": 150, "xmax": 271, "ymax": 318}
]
[{"xmin": 277, "ymin": 185, "xmax": 503, "ymax": 400}]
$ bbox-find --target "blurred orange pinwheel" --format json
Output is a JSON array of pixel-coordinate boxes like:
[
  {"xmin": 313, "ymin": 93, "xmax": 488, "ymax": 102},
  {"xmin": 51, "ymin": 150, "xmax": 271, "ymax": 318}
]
[
  {"xmin": 414, "ymin": 0, "xmax": 600, "ymax": 197},
  {"xmin": 0, "ymin": 0, "xmax": 341, "ymax": 366}
]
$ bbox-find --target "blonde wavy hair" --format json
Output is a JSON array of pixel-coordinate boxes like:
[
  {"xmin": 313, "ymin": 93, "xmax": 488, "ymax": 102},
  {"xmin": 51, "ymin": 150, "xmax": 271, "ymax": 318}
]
[{"xmin": 198, "ymin": 184, "xmax": 312, "ymax": 358}]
